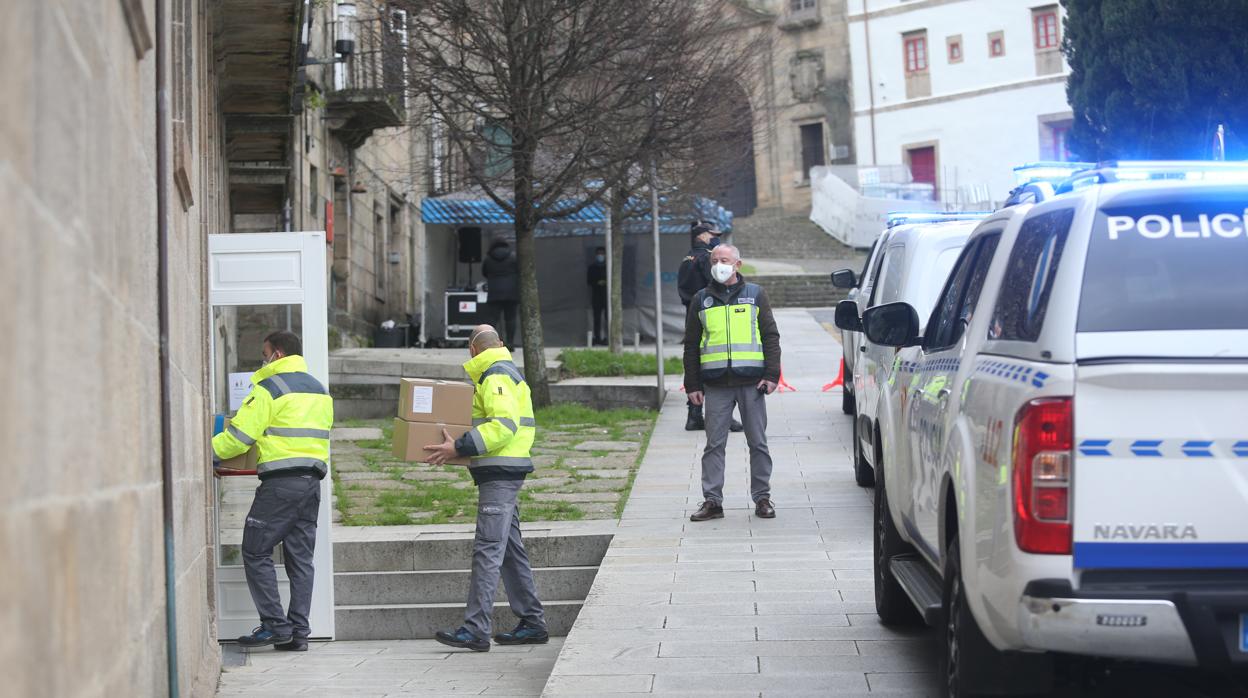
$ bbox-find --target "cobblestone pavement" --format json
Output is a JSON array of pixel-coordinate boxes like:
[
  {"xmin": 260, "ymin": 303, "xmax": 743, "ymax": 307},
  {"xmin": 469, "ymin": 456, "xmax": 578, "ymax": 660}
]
[{"xmin": 217, "ymin": 639, "xmax": 564, "ymax": 696}]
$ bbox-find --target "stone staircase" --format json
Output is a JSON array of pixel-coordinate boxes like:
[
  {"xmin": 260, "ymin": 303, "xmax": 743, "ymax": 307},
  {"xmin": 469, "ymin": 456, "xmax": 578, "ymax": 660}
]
[
  {"xmin": 751, "ymin": 274, "xmax": 847, "ymax": 308},
  {"xmin": 334, "ymin": 532, "xmax": 612, "ymax": 639},
  {"xmin": 730, "ymin": 207, "xmax": 857, "ymax": 260}
]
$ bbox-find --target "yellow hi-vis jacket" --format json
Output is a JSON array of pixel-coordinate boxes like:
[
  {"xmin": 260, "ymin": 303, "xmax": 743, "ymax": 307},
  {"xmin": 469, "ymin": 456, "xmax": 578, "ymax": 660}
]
[
  {"xmin": 211, "ymin": 354, "xmax": 333, "ymax": 480},
  {"xmin": 697, "ymin": 282, "xmax": 766, "ymax": 380},
  {"xmin": 454, "ymin": 346, "xmax": 536, "ymax": 484}
]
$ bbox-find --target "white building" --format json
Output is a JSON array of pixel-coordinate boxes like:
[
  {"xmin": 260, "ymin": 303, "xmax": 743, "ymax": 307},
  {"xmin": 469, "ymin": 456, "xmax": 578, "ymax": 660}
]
[{"xmin": 847, "ymin": 0, "xmax": 1074, "ymax": 205}]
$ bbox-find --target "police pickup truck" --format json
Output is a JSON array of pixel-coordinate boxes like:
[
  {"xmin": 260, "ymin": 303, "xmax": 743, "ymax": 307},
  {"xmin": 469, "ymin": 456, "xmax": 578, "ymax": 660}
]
[{"xmin": 861, "ymin": 162, "xmax": 1248, "ymax": 696}]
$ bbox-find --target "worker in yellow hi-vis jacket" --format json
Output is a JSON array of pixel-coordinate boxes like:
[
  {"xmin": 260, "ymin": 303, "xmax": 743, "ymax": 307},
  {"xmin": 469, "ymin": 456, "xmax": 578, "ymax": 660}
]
[
  {"xmin": 422, "ymin": 324, "xmax": 546, "ymax": 652},
  {"xmin": 211, "ymin": 330, "xmax": 332, "ymax": 652}
]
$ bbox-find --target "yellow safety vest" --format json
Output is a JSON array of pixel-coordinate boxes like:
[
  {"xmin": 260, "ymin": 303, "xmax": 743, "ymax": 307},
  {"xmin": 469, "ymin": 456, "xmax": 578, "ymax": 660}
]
[
  {"xmin": 211, "ymin": 354, "xmax": 333, "ymax": 479},
  {"xmin": 697, "ymin": 282, "xmax": 766, "ymax": 380},
  {"xmin": 460, "ymin": 347, "xmax": 536, "ymax": 480}
]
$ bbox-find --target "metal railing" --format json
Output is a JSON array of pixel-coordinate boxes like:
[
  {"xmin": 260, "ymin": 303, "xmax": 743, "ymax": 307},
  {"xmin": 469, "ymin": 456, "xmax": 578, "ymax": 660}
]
[{"xmin": 331, "ymin": 16, "xmax": 407, "ymax": 95}]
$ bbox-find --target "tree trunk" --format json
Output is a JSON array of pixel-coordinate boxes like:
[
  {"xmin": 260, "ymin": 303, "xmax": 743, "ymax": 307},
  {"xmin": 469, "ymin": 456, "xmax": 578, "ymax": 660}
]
[
  {"xmin": 512, "ymin": 152, "xmax": 551, "ymax": 407},
  {"xmin": 609, "ymin": 192, "xmax": 627, "ymax": 355}
]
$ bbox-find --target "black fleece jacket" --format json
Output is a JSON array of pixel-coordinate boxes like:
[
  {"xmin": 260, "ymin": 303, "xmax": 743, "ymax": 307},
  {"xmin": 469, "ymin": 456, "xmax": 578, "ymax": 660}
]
[{"xmin": 682, "ymin": 275, "xmax": 782, "ymax": 392}]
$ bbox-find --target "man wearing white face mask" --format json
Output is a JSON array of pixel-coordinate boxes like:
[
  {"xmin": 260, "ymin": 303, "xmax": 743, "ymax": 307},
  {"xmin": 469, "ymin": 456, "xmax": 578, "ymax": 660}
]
[{"xmin": 683, "ymin": 245, "xmax": 782, "ymax": 521}]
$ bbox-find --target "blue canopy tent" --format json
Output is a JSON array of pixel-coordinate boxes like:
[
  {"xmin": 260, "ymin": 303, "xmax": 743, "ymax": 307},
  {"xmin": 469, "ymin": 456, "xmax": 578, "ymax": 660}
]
[{"xmin": 418, "ymin": 191, "xmax": 735, "ymax": 346}]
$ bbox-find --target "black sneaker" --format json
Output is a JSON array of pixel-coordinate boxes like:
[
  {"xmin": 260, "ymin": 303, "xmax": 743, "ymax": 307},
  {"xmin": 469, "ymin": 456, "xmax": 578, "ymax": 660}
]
[
  {"xmin": 274, "ymin": 636, "xmax": 308, "ymax": 652},
  {"xmin": 494, "ymin": 622, "xmax": 549, "ymax": 645},
  {"xmin": 236, "ymin": 626, "xmax": 292, "ymax": 648},
  {"xmin": 690, "ymin": 500, "xmax": 725, "ymax": 522},
  {"xmin": 434, "ymin": 627, "xmax": 490, "ymax": 652},
  {"xmin": 754, "ymin": 498, "xmax": 776, "ymax": 519}
]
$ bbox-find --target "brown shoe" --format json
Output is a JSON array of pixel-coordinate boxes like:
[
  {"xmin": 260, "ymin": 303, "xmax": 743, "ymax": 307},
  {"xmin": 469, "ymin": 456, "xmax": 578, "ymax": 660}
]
[
  {"xmin": 690, "ymin": 501, "xmax": 724, "ymax": 522},
  {"xmin": 754, "ymin": 498, "xmax": 776, "ymax": 519}
]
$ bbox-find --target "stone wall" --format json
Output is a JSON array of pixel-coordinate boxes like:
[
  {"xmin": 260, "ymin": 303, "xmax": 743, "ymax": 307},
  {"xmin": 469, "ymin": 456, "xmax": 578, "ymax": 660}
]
[{"xmin": 1, "ymin": 1, "xmax": 222, "ymax": 695}]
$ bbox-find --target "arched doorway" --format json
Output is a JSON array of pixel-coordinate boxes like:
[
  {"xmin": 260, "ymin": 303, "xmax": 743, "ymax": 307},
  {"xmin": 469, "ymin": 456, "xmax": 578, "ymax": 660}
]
[{"xmin": 696, "ymin": 81, "xmax": 758, "ymax": 219}]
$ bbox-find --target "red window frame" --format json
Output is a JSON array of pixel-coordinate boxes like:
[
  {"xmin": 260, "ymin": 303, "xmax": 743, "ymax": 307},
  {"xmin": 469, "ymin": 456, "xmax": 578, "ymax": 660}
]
[
  {"xmin": 1034, "ymin": 10, "xmax": 1059, "ymax": 50},
  {"xmin": 990, "ymin": 35, "xmax": 1005, "ymax": 57},
  {"xmin": 948, "ymin": 39, "xmax": 962, "ymax": 62},
  {"xmin": 904, "ymin": 35, "xmax": 928, "ymax": 74}
]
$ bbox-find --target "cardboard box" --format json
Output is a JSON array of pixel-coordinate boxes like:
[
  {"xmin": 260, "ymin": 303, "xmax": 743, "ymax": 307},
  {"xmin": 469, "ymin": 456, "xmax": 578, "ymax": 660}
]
[
  {"xmin": 217, "ymin": 416, "xmax": 260, "ymax": 471},
  {"xmin": 397, "ymin": 378, "xmax": 474, "ymax": 425},
  {"xmin": 392, "ymin": 418, "xmax": 472, "ymax": 465}
]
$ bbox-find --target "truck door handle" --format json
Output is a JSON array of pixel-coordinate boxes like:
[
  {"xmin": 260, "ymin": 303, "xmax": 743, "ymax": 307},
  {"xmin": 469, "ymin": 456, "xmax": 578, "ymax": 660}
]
[
  {"xmin": 937, "ymin": 388, "xmax": 951, "ymax": 399},
  {"xmin": 860, "ymin": 346, "xmax": 867, "ymax": 353}
]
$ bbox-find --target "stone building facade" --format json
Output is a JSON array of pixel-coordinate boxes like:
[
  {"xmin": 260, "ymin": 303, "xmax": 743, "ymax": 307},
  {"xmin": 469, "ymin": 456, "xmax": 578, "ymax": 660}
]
[
  {"xmin": 2, "ymin": 0, "xmax": 229, "ymax": 695},
  {"xmin": 719, "ymin": 0, "xmax": 856, "ymax": 217}
]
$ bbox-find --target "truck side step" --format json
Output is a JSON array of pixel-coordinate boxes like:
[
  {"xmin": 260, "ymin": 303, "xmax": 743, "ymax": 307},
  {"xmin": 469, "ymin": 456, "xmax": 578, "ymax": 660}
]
[{"xmin": 890, "ymin": 554, "xmax": 943, "ymax": 625}]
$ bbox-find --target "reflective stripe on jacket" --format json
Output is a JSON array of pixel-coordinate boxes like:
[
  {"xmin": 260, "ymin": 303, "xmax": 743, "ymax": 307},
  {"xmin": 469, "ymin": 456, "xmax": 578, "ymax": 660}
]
[
  {"xmin": 454, "ymin": 346, "xmax": 536, "ymax": 484},
  {"xmin": 698, "ymin": 282, "xmax": 766, "ymax": 380},
  {"xmin": 211, "ymin": 354, "xmax": 333, "ymax": 479}
]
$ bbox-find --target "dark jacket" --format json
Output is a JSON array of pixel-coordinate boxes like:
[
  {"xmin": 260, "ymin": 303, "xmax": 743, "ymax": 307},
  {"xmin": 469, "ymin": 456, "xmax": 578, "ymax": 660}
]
[
  {"xmin": 483, "ymin": 241, "xmax": 520, "ymax": 302},
  {"xmin": 676, "ymin": 240, "xmax": 716, "ymax": 306},
  {"xmin": 587, "ymin": 260, "xmax": 607, "ymax": 307},
  {"xmin": 683, "ymin": 275, "xmax": 781, "ymax": 392}
]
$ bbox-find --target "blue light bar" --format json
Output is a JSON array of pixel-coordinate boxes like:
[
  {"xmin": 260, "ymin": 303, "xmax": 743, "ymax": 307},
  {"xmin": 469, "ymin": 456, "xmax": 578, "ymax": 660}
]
[
  {"xmin": 1058, "ymin": 160, "xmax": 1248, "ymax": 193},
  {"xmin": 885, "ymin": 211, "xmax": 992, "ymax": 229},
  {"xmin": 1013, "ymin": 161, "xmax": 1095, "ymax": 185}
]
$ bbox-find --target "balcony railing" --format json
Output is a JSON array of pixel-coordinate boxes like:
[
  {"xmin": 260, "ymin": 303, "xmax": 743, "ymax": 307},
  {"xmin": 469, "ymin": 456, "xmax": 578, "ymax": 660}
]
[{"xmin": 326, "ymin": 16, "xmax": 407, "ymax": 147}]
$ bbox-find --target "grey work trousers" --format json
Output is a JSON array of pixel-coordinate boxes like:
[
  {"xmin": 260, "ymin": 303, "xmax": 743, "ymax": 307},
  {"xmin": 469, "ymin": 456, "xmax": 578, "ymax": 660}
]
[
  {"xmin": 702, "ymin": 383, "xmax": 773, "ymax": 505},
  {"xmin": 463, "ymin": 478, "xmax": 546, "ymax": 640},
  {"xmin": 241, "ymin": 474, "xmax": 321, "ymax": 638}
]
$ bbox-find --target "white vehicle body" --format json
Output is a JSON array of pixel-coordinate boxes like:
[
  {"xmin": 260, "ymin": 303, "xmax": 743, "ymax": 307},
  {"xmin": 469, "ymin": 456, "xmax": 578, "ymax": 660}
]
[
  {"xmin": 838, "ymin": 235, "xmax": 887, "ymax": 407},
  {"xmin": 873, "ymin": 175, "xmax": 1248, "ymax": 683},
  {"xmin": 852, "ymin": 221, "xmax": 977, "ymax": 483}
]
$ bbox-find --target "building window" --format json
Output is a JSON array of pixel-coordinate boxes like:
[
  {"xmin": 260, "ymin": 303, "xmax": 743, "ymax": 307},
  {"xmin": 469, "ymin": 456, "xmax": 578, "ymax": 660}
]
[
  {"xmin": 1039, "ymin": 115, "xmax": 1075, "ymax": 161},
  {"xmin": 309, "ymin": 165, "xmax": 319, "ymax": 219},
  {"xmin": 1033, "ymin": 7, "xmax": 1059, "ymax": 50},
  {"xmin": 799, "ymin": 122, "xmax": 826, "ymax": 182},
  {"xmin": 989, "ymin": 31, "xmax": 1005, "ymax": 57},
  {"xmin": 903, "ymin": 30, "xmax": 931, "ymax": 99},
  {"xmin": 904, "ymin": 33, "xmax": 928, "ymax": 74},
  {"xmin": 947, "ymin": 35, "xmax": 963, "ymax": 63},
  {"xmin": 790, "ymin": 0, "xmax": 816, "ymax": 10}
]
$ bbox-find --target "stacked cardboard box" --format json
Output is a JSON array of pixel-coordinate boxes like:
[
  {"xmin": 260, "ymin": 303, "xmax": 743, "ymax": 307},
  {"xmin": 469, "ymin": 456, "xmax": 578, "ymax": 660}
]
[{"xmin": 392, "ymin": 378, "xmax": 475, "ymax": 465}]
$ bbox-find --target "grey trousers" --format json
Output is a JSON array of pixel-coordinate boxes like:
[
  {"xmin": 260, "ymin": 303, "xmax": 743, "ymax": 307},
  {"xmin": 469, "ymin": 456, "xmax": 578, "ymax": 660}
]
[
  {"xmin": 463, "ymin": 479, "xmax": 546, "ymax": 640},
  {"xmin": 702, "ymin": 384, "xmax": 773, "ymax": 505},
  {"xmin": 241, "ymin": 474, "xmax": 321, "ymax": 638}
]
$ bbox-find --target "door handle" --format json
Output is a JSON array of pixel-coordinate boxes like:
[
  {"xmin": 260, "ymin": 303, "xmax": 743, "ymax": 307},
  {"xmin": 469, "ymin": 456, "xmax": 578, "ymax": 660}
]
[
  {"xmin": 937, "ymin": 388, "xmax": 951, "ymax": 399},
  {"xmin": 860, "ymin": 346, "xmax": 867, "ymax": 353}
]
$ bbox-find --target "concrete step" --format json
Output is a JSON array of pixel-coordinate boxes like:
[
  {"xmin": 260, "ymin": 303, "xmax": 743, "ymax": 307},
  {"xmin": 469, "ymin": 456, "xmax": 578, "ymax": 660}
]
[
  {"xmin": 331, "ymin": 376, "xmax": 658, "ymax": 417},
  {"xmin": 336, "ymin": 565, "xmax": 597, "ymax": 605},
  {"xmin": 333, "ymin": 533, "xmax": 613, "ymax": 572},
  {"xmin": 732, "ymin": 213, "xmax": 856, "ymax": 260},
  {"xmin": 335, "ymin": 600, "xmax": 583, "ymax": 640},
  {"xmin": 751, "ymin": 274, "xmax": 848, "ymax": 308}
]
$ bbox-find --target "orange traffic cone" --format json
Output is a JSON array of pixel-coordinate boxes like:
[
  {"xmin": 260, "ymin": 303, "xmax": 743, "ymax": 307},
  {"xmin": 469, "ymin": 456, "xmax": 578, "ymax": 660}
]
[
  {"xmin": 821, "ymin": 361, "xmax": 845, "ymax": 392},
  {"xmin": 777, "ymin": 368, "xmax": 797, "ymax": 393}
]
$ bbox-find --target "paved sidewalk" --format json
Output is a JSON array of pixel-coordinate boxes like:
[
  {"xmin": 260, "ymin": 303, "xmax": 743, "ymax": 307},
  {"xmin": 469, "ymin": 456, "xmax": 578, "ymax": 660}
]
[
  {"xmin": 217, "ymin": 638, "xmax": 564, "ymax": 696},
  {"xmin": 542, "ymin": 309, "xmax": 938, "ymax": 697}
]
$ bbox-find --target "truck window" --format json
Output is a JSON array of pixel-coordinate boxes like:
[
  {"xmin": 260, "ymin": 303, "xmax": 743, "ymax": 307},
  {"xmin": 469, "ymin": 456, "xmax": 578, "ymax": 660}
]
[
  {"xmin": 868, "ymin": 245, "xmax": 902, "ymax": 307},
  {"xmin": 990, "ymin": 209, "xmax": 1075, "ymax": 341},
  {"xmin": 925, "ymin": 234, "xmax": 999, "ymax": 350},
  {"xmin": 1078, "ymin": 195, "xmax": 1248, "ymax": 332}
]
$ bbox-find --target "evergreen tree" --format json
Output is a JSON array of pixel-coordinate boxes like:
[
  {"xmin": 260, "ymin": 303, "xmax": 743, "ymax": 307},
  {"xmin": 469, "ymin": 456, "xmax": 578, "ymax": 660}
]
[{"xmin": 1063, "ymin": 0, "xmax": 1248, "ymax": 160}]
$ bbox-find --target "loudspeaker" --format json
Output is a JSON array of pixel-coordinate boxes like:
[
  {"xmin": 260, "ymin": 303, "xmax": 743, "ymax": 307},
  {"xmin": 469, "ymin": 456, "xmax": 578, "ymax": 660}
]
[{"xmin": 457, "ymin": 227, "xmax": 482, "ymax": 263}]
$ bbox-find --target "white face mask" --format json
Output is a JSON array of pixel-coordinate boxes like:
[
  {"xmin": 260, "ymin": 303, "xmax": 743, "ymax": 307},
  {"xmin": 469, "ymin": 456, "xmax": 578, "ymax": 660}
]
[{"xmin": 711, "ymin": 262, "xmax": 735, "ymax": 284}]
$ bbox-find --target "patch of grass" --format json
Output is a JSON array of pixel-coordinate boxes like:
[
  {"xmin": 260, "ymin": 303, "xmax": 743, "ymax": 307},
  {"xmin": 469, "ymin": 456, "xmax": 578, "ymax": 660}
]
[
  {"xmin": 739, "ymin": 263, "xmax": 758, "ymax": 275},
  {"xmin": 558, "ymin": 349, "xmax": 682, "ymax": 377},
  {"xmin": 536, "ymin": 403, "xmax": 654, "ymax": 428},
  {"xmin": 355, "ymin": 421, "xmax": 394, "ymax": 452}
]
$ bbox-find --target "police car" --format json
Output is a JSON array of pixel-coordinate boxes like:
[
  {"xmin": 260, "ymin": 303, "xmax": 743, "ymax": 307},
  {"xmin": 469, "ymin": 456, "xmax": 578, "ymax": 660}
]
[
  {"xmin": 835, "ymin": 214, "xmax": 990, "ymax": 487},
  {"xmin": 860, "ymin": 162, "xmax": 1248, "ymax": 696}
]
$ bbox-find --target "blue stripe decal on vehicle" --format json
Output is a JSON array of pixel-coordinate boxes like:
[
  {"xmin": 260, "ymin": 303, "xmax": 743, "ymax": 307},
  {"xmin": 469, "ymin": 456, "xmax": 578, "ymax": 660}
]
[
  {"xmin": 1075, "ymin": 542, "xmax": 1248, "ymax": 569},
  {"xmin": 1078, "ymin": 439, "xmax": 1112, "ymax": 457},
  {"xmin": 1234, "ymin": 441, "xmax": 1248, "ymax": 458},
  {"xmin": 1182, "ymin": 440, "xmax": 1214, "ymax": 458},
  {"xmin": 1129, "ymin": 440, "xmax": 1163, "ymax": 457}
]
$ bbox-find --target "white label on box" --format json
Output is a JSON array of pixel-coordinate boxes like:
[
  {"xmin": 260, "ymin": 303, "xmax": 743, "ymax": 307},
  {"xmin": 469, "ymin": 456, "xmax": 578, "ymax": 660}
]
[
  {"xmin": 410, "ymin": 386, "xmax": 434, "ymax": 414},
  {"xmin": 459, "ymin": 301, "xmax": 477, "ymax": 313},
  {"xmin": 228, "ymin": 372, "xmax": 254, "ymax": 411}
]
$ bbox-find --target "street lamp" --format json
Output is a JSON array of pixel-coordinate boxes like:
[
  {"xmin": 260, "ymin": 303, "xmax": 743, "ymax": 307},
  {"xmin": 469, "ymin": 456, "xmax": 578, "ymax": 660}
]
[{"xmin": 647, "ymin": 77, "xmax": 664, "ymax": 409}]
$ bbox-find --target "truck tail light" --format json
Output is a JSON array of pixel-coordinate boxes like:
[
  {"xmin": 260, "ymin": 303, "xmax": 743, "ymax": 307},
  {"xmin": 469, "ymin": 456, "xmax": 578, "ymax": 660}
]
[{"xmin": 1012, "ymin": 397, "xmax": 1073, "ymax": 554}]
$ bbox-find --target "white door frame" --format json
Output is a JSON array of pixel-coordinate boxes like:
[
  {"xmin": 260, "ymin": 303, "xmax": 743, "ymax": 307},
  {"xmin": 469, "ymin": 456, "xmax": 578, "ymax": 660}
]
[{"xmin": 208, "ymin": 232, "xmax": 335, "ymax": 640}]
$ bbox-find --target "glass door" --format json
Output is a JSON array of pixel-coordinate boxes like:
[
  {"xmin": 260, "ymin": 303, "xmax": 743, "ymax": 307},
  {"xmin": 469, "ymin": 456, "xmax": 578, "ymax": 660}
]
[{"xmin": 208, "ymin": 233, "xmax": 334, "ymax": 640}]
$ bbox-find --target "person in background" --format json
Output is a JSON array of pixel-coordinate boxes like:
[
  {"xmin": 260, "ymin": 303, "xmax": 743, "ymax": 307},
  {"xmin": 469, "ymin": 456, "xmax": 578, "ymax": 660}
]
[
  {"xmin": 212, "ymin": 331, "xmax": 333, "ymax": 651},
  {"xmin": 587, "ymin": 246, "xmax": 608, "ymax": 345},
  {"xmin": 683, "ymin": 245, "xmax": 781, "ymax": 522},
  {"xmin": 483, "ymin": 236, "xmax": 521, "ymax": 348},
  {"xmin": 424, "ymin": 325, "xmax": 547, "ymax": 652},
  {"xmin": 678, "ymin": 220, "xmax": 742, "ymax": 433}
]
